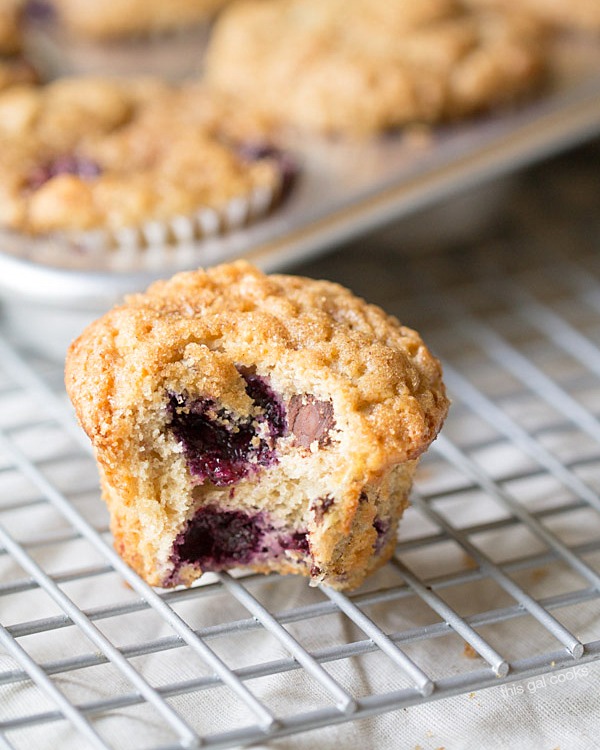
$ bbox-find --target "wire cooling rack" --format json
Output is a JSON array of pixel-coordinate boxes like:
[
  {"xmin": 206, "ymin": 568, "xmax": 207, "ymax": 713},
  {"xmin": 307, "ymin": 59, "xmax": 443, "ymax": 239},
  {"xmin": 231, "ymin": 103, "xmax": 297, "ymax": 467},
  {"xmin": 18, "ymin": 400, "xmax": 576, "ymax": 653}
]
[{"xmin": 1, "ymin": 148, "xmax": 600, "ymax": 749}]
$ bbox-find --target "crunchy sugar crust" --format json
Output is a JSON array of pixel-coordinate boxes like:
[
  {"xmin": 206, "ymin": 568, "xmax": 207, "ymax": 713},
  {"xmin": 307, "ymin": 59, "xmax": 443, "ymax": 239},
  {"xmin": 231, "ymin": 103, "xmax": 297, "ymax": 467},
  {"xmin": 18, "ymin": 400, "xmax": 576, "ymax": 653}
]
[
  {"xmin": 50, "ymin": 0, "xmax": 231, "ymax": 39},
  {"xmin": 0, "ymin": 77, "xmax": 281, "ymax": 234},
  {"xmin": 204, "ymin": 0, "xmax": 547, "ymax": 136},
  {"xmin": 66, "ymin": 261, "xmax": 449, "ymax": 590}
]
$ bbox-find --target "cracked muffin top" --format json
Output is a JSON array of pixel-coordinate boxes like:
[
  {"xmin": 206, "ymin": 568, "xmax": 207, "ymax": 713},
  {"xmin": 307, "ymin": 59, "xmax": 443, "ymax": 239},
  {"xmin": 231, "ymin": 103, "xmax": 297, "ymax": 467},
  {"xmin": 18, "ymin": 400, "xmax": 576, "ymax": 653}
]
[
  {"xmin": 0, "ymin": 76, "xmax": 285, "ymax": 235},
  {"xmin": 204, "ymin": 0, "xmax": 547, "ymax": 135},
  {"xmin": 66, "ymin": 260, "xmax": 449, "ymax": 477}
]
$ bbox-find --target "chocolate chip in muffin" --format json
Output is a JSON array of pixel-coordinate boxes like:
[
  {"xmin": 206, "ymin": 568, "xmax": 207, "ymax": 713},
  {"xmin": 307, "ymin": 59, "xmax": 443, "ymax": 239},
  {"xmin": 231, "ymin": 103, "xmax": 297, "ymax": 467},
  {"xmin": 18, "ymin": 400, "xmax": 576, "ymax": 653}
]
[
  {"xmin": 65, "ymin": 261, "xmax": 449, "ymax": 590},
  {"xmin": 311, "ymin": 496, "xmax": 335, "ymax": 524},
  {"xmin": 287, "ymin": 394, "xmax": 335, "ymax": 448}
]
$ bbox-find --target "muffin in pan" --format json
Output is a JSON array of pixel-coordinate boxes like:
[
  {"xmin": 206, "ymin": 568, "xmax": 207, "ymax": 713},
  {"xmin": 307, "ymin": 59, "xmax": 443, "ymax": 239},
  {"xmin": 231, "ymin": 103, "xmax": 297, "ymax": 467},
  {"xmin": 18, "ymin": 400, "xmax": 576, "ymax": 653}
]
[
  {"xmin": 22, "ymin": 0, "xmax": 232, "ymax": 79},
  {"xmin": 65, "ymin": 261, "xmax": 449, "ymax": 590},
  {"xmin": 465, "ymin": 0, "xmax": 600, "ymax": 34},
  {"xmin": 0, "ymin": 0, "xmax": 23, "ymax": 53},
  {"xmin": 0, "ymin": 0, "xmax": 39, "ymax": 91},
  {"xmin": 35, "ymin": 0, "xmax": 231, "ymax": 40},
  {"xmin": 0, "ymin": 54, "xmax": 38, "ymax": 91},
  {"xmin": 0, "ymin": 76, "xmax": 293, "ymax": 240},
  {"xmin": 204, "ymin": 0, "xmax": 547, "ymax": 136}
]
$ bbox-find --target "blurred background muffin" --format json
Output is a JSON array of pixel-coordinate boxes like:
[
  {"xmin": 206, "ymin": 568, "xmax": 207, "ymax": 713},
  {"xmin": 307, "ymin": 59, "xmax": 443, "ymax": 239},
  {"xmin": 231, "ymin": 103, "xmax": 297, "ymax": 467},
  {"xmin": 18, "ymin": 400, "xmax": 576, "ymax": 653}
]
[
  {"xmin": 466, "ymin": 0, "xmax": 600, "ymax": 34},
  {"xmin": 0, "ymin": 0, "xmax": 39, "ymax": 89},
  {"xmin": 23, "ymin": 0, "xmax": 233, "ymax": 78},
  {"xmin": 0, "ymin": 0, "xmax": 23, "ymax": 53},
  {"xmin": 41, "ymin": 0, "xmax": 231, "ymax": 39},
  {"xmin": 0, "ymin": 76, "xmax": 289, "ymax": 238},
  {"xmin": 204, "ymin": 0, "xmax": 547, "ymax": 136}
]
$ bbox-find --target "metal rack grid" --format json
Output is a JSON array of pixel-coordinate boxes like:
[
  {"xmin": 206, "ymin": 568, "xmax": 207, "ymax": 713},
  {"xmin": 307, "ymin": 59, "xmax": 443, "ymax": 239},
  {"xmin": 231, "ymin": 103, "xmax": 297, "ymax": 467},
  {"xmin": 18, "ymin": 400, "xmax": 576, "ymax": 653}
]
[{"xmin": 1, "ymin": 150, "xmax": 600, "ymax": 748}]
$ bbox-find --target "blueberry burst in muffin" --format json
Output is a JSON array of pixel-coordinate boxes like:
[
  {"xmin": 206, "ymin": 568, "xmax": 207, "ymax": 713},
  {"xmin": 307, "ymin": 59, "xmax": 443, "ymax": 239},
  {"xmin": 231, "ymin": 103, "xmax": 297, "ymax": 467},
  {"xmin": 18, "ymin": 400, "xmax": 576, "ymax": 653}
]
[{"xmin": 65, "ymin": 262, "xmax": 449, "ymax": 590}]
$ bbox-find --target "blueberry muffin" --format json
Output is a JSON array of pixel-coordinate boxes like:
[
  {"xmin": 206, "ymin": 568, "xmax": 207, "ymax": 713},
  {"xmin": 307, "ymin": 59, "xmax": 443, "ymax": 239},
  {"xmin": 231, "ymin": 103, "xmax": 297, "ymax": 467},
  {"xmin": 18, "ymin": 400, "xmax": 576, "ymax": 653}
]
[
  {"xmin": 466, "ymin": 0, "xmax": 600, "ymax": 34},
  {"xmin": 0, "ymin": 77, "xmax": 289, "ymax": 236},
  {"xmin": 0, "ymin": 54, "xmax": 37, "ymax": 91},
  {"xmin": 0, "ymin": 0, "xmax": 23, "ymax": 54},
  {"xmin": 0, "ymin": 0, "xmax": 38, "ymax": 91},
  {"xmin": 65, "ymin": 261, "xmax": 449, "ymax": 590},
  {"xmin": 30, "ymin": 0, "xmax": 230, "ymax": 39},
  {"xmin": 204, "ymin": 0, "xmax": 547, "ymax": 136}
]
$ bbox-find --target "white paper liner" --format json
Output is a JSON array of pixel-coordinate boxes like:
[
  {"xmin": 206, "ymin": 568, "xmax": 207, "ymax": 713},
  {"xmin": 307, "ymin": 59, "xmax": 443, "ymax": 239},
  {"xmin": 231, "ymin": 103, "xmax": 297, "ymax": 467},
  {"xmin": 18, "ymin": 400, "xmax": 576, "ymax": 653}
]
[
  {"xmin": 0, "ymin": 168, "xmax": 285, "ymax": 281},
  {"xmin": 73, "ymin": 179, "xmax": 280, "ymax": 257}
]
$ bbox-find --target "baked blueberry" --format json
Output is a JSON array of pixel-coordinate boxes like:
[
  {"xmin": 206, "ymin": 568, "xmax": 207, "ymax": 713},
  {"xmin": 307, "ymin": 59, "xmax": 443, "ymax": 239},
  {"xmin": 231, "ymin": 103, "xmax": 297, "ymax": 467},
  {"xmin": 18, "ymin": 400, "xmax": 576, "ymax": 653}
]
[
  {"xmin": 166, "ymin": 374, "xmax": 285, "ymax": 486},
  {"xmin": 0, "ymin": 77, "xmax": 289, "ymax": 235},
  {"xmin": 66, "ymin": 261, "xmax": 448, "ymax": 589},
  {"xmin": 27, "ymin": 154, "xmax": 102, "ymax": 190}
]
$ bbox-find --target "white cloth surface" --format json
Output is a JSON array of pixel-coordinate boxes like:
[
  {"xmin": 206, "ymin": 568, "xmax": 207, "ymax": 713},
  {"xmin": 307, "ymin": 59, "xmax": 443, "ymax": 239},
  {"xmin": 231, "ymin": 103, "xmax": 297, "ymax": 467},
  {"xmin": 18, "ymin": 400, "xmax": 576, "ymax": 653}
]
[{"xmin": 1, "ymin": 366, "xmax": 599, "ymax": 750}]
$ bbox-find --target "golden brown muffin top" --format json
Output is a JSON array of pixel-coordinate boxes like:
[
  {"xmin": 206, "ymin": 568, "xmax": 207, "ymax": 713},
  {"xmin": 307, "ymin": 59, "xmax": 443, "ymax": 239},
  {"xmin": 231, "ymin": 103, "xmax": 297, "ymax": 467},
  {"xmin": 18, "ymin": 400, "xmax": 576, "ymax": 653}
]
[
  {"xmin": 0, "ymin": 77, "xmax": 281, "ymax": 234},
  {"xmin": 205, "ymin": 0, "xmax": 546, "ymax": 135},
  {"xmin": 66, "ymin": 261, "xmax": 449, "ymax": 476}
]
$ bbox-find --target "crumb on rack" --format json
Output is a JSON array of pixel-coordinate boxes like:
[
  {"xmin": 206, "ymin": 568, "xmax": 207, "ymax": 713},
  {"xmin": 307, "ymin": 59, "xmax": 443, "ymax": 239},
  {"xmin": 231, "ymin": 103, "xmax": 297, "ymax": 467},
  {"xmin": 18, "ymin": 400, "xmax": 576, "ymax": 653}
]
[{"xmin": 531, "ymin": 566, "xmax": 549, "ymax": 582}]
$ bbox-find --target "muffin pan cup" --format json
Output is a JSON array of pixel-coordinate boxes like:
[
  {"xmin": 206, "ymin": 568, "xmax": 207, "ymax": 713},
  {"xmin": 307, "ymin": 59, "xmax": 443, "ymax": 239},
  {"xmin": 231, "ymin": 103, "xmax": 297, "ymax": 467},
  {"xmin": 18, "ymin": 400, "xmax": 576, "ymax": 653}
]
[{"xmin": 0, "ymin": 179, "xmax": 280, "ymax": 358}]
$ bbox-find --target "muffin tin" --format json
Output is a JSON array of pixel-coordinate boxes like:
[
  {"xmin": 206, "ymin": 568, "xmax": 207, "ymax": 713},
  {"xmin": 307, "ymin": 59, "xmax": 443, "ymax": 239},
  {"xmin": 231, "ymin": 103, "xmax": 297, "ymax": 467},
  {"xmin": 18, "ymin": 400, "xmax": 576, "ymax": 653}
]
[{"xmin": 0, "ymin": 36, "xmax": 599, "ymax": 358}]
